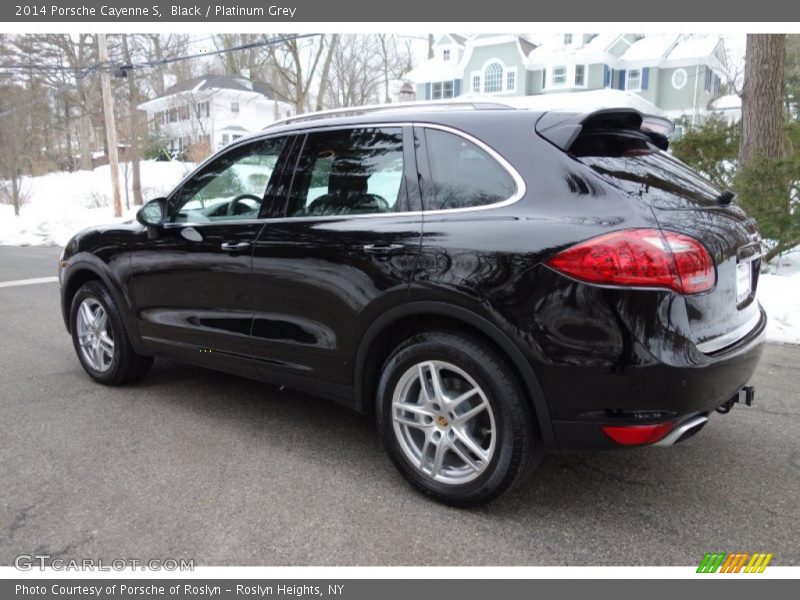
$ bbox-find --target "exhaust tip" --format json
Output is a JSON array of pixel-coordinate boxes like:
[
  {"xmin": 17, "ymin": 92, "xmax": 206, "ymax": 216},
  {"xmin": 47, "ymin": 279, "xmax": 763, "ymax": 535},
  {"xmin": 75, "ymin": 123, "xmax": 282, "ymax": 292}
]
[{"xmin": 652, "ymin": 415, "xmax": 709, "ymax": 447}]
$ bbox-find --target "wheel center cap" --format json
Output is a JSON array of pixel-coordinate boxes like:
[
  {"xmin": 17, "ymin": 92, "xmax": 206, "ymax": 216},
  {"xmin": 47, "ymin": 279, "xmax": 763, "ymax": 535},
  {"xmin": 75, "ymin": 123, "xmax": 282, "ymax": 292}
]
[{"xmin": 437, "ymin": 415, "xmax": 449, "ymax": 428}]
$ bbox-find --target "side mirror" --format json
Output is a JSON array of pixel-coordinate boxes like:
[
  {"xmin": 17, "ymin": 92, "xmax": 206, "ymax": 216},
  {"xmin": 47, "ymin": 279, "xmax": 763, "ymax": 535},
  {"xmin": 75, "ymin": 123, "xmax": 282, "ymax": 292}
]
[
  {"xmin": 136, "ymin": 197, "xmax": 167, "ymax": 228},
  {"xmin": 136, "ymin": 197, "xmax": 168, "ymax": 240}
]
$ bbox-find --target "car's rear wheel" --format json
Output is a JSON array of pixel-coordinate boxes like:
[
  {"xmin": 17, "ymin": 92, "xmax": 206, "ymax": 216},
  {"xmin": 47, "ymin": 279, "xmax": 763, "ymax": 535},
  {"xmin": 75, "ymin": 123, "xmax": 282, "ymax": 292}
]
[
  {"xmin": 70, "ymin": 281, "xmax": 152, "ymax": 385},
  {"xmin": 376, "ymin": 331, "xmax": 540, "ymax": 506}
]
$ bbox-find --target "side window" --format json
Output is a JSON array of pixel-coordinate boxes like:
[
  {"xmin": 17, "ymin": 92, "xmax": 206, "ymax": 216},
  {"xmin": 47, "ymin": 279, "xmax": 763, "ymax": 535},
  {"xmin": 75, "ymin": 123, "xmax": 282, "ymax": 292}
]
[
  {"xmin": 170, "ymin": 137, "xmax": 286, "ymax": 223},
  {"xmin": 422, "ymin": 129, "xmax": 516, "ymax": 210},
  {"xmin": 287, "ymin": 128, "xmax": 406, "ymax": 217}
]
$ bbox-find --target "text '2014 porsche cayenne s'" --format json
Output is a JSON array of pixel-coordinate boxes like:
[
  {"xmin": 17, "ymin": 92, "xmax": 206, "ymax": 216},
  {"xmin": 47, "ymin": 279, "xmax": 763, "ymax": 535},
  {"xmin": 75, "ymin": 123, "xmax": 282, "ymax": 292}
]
[{"xmin": 60, "ymin": 103, "xmax": 766, "ymax": 506}]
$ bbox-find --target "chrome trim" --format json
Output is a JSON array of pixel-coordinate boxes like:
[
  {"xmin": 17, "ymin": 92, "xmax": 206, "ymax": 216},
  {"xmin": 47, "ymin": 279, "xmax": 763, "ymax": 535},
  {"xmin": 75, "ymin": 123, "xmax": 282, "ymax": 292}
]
[
  {"xmin": 695, "ymin": 309, "xmax": 763, "ymax": 354},
  {"xmin": 163, "ymin": 121, "xmax": 526, "ymax": 229},
  {"xmin": 652, "ymin": 415, "xmax": 708, "ymax": 447}
]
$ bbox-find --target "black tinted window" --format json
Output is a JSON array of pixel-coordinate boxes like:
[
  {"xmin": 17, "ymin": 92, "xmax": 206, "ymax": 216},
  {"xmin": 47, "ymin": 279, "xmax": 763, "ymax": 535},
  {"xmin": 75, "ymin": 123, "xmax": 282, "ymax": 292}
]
[
  {"xmin": 423, "ymin": 129, "xmax": 516, "ymax": 210},
  {"xmin": 287, "ymin": 128, "xmax": 406, "ymax": 217},
  {"xmin": 574, "ymin": 132, "xmax": 721, "ymax": 206}
]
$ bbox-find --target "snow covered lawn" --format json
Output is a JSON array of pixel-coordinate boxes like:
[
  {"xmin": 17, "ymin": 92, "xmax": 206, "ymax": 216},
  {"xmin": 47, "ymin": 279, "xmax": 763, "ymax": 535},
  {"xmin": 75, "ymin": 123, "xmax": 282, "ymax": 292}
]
[
  {"xmin": 758, "ymin": 248, "xmax": 800, "ymax": 345},
  {"xmin": 0, "ymin": 160, "xmax": 194, "ymax": 247},
  {"xmin": 1, "ymin": 162, "xmax": 798, "ymax": 345}
]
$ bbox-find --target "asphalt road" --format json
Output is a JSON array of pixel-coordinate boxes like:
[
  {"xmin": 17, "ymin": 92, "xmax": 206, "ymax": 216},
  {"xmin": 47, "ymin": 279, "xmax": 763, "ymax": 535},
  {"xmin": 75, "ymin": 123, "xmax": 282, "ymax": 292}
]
[{"xmin": 0, "ymin": 245, "xmax": 798, "ymax": 566}]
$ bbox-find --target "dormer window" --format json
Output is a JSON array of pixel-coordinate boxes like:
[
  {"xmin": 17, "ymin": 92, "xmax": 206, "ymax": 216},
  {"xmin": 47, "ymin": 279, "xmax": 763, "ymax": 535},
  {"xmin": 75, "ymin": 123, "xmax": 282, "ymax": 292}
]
[
  {"xmin": 627, "ymin": 69, "xmax": 642, "ymax": 91},
  {"xmin": 443, "ymin": 49, "xmax": 451, "ymax": 61},
  {"xmin": 564, "ymin": 34, "xmax": 573, "ymax": 45}
]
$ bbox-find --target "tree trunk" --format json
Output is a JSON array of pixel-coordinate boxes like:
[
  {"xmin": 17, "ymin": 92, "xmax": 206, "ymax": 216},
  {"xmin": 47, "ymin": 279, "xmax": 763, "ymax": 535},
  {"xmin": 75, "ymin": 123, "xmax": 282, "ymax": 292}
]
[
  {"xmin": 122, "ymin": 34, "xmax": 144, "ymax": 205},
  {"xmin": 77, "ymin": 110, "xmax": 93, "ymax": 171},
  {"xmin": 315, "ymin": 34, "xmax": 338, "ymax": 112},
  {"xmin": 739, "ymin": 34, "xmax": 787, "ymax": 165}
]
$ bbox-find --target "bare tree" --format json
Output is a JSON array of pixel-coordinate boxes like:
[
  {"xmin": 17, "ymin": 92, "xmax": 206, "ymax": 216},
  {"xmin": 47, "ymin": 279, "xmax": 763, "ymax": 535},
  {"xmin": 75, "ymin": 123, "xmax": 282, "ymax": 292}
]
[
  {"xmin": 739, "ymin": 34, "xmax": 787, "ymax": 165},
  {"xmin": 0, "ymin": 84, "xmax": 35, "ymax": 216},
  {"xmin": 327, "ymin": 35, "xmax": 382, "ymax": 108},
  {"xmin": 120, "ymin": 34, "xmax": 143, "ymax": 205},
  {"xmin": 264, "ymin": 35, "xmax": 332, "ymax": 113}
]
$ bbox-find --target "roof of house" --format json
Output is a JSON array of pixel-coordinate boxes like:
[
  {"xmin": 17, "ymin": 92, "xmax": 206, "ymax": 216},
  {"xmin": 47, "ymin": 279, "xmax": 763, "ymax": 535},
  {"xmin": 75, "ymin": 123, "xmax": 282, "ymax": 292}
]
[
  {"xmin": 450, "ymin": 33, "xmax": 467, "ymax": 45},
  {"xmin": 517, "ymin": 36, "xmax": 537, "ymax": 57},
  {"xmin": 155, "ymin": 74, "xmax": 274, "ymax": 100}
]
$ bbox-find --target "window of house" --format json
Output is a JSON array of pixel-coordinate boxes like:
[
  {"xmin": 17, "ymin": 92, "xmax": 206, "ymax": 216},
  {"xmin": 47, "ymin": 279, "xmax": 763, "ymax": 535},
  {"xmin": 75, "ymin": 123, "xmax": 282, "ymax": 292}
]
[
  {"xmin": 168, "ymin": 108, "xmax": 178, "ymax": 123},
  {"xmin": 422, "ymin": 129, "xmax": 516, "ymax": 210},
  {"xmin": 484, "ymin": 63, "xmax": 503, "ymax": 93},
  {"xmin": 704, "ymin": 68, "xmax": 713, "ymax": 92},
  {"xmin": 506, "ymin": 70, "xmax": 516, "ymax": 91},
  {"xmin": 432, "ymin": 81, "xmax": 443, "ymax": 99},
  {"xmin": 286, "ymin": 128, "xmax": 406, "ymax": 217},
  {"xmin": 564, "ymin": 34, "xmax": 573, "ymax": 45},
  {"xmin": 472, "ymin": 74, "xmax": 481, "ymax": 93},
  {"xmin": 222, "ymin": 134, "xmax": 230, "ymax": 145},
  {"xmin": 552, "ymin": 65, "xmax": 567, "ymax": 86},
  {"xmin": 231, "ymin": 102, "xmax": 240, "ymax": 114},
  {"xmin": 672, "ymin": 68, "xmax": 688, "ymax": 90},
  {"xmin": 196, "ymin": 101, "xmax": 210, "ymax": 118},
  {"xmin": 627, "ymin": 69, "xmax": 642, "ymax": 90},
  {"xmin": 171, "ymin": 136, "xmax": 287, "ymax": 223},
  {"xmin": 178, "ymin": 106, "xmax": 190, "ymax": 121},
  {"xmin": 443, "ymin": 49, "xmax": 451, "ymax": 61},
  {"xmin": 442, "ymin": 80, "xmax": 454, "ymax": 98},
  {"xmin": 575, "ymin": 65, "xmax": 586, "ymax": 86}
]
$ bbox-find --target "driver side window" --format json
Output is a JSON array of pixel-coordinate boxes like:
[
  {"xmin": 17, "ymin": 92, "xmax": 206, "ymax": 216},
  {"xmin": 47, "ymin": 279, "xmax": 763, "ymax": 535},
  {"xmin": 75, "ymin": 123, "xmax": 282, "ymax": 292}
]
[{"xmin": 171, "ymin": 136, "xmax": 287, "ymax": 223}]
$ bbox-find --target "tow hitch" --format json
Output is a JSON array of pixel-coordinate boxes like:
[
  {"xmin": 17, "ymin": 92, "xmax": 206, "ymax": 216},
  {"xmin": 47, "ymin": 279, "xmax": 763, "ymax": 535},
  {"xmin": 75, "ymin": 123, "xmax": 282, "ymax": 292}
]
[{"xmin": 716, "ymin": 386, "xmax": 755, "ymax": 414}]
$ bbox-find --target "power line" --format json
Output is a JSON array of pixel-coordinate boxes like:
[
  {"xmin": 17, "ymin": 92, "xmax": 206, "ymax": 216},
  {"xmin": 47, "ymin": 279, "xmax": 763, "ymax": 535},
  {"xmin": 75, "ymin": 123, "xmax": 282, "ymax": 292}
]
[{"xmin": 0, "ymin": 33, "xmax": 323, "ymax": 117}]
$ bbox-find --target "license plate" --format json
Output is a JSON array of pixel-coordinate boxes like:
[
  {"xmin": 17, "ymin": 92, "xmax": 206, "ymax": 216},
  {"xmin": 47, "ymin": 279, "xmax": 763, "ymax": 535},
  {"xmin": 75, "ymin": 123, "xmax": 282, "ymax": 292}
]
[{"xmin": 736, "ymin": 261, "xmax": 752, "ymax": 304}]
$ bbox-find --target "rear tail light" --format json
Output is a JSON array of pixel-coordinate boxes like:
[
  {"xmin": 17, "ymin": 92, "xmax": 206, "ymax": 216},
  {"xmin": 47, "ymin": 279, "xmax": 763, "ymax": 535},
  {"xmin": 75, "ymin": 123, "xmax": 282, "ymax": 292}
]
[
  {"xmin": 601, "ymin": 422, "xmax": 674, "ymax": 446},
  {"xmin": 545, "ymin": 228, "xmax": 714, "ymax": 294}
]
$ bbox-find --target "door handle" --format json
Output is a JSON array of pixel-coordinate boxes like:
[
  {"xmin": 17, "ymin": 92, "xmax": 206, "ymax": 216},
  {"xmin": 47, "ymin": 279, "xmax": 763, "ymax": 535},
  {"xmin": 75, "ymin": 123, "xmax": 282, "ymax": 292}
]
[
  {"xmin": 363, "ymin": 243, "xmax": 406, "ymax": 256},
  {"xmin": 220, "ymin": 241, "xmax": 250, "ymax": 252}
]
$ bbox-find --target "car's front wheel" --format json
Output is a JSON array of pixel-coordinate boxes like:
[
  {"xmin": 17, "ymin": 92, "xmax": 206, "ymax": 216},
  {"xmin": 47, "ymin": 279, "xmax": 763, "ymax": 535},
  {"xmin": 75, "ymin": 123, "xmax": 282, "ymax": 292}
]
[
  {"xmin": 70, "ymin": 280, "xmax": 152, "ymax": 385},
  {"xmin": 376, "ymin": 331, "xmax": 540, "ymax": 506}
]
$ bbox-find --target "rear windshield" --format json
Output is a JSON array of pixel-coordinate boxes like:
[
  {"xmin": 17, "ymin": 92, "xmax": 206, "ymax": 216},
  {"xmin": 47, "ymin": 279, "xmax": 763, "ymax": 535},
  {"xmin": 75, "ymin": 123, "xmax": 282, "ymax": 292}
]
[{"xmin": 572, "ymin": 131, "xmax": 722, "ymax": 206}]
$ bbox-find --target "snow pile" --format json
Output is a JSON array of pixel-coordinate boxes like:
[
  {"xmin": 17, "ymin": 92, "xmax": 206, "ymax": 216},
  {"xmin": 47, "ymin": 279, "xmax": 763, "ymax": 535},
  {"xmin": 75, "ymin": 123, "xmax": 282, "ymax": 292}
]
[
  {"xmin": 758, "ymin": 248, "xmax": 800, "ymax": 345},
  {"xmin": 0, "ymin": 160, "xmax": 194, "ymax": 247}
]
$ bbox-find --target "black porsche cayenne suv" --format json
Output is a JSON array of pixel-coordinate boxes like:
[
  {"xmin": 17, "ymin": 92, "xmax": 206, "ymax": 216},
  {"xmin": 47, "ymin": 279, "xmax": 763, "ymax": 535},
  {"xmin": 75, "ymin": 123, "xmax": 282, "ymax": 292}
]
[{"xmin": 59, "ymin": 103, "xmax": 766, "ymax": 506}]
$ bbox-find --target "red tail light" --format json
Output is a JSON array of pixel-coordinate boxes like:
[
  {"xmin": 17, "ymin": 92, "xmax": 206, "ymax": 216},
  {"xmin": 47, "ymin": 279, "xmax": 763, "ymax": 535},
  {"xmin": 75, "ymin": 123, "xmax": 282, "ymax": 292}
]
[
  {"xmin": 546, "ymin": 229, "xmax": 714, "ymax": 294},
  {"xmin": 601, "ymin": 422, "xmax": 674, "ymax": 446}
]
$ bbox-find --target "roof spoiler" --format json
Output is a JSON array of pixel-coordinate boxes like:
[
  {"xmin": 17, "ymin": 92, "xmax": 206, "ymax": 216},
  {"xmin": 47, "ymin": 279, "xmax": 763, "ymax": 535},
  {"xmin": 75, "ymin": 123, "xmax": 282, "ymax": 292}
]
[{"xmin": 535, "ymin": 108, "xmax": 675, "ymax": 152}]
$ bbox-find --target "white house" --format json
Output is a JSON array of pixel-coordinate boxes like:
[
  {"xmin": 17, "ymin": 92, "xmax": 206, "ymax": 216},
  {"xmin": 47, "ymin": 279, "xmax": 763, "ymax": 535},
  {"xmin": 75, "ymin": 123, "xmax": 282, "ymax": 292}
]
[
  {"xmin": 138, "ymin": 74, "xmax": 295, "ymax": 155},
  {"xmin": 407, "ymin": 33, "xmax": 731, "ymax": 128}
]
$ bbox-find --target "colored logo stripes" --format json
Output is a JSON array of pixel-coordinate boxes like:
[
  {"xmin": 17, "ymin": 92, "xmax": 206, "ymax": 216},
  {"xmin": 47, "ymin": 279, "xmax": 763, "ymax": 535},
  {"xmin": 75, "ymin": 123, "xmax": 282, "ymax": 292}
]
[{"xmin": 697, "ymin": 552, "xmax": 773, "ymax": 573}]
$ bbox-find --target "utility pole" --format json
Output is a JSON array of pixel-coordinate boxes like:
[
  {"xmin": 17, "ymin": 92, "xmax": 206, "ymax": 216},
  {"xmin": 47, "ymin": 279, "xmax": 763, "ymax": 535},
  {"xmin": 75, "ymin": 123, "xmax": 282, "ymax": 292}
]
[{"xmin": 98, "ymin": 33, "xmax": 123, "ymax": 218}]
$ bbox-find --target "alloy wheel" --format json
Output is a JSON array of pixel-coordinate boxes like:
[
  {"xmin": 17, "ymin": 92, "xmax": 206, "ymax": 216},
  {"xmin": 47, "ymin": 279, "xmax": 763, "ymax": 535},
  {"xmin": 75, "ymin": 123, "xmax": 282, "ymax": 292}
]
[
  {"xmin": 391, "ymin": 360, "xmax": 496, "ymax": 485},
  {"xmin": 76, "ymin": 298, "xmax": 114, "ymax": 372}
]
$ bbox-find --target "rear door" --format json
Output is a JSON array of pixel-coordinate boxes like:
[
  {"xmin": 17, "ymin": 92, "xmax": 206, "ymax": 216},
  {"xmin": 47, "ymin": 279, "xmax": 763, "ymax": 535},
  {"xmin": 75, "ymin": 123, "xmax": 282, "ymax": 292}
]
[
  {"xmin": 572, "ymin": 130, "xmax": 763, "ymax": 353},
  {"xmin": 248, "ymin": 125, "xmax": 423, "ymax": 396}
]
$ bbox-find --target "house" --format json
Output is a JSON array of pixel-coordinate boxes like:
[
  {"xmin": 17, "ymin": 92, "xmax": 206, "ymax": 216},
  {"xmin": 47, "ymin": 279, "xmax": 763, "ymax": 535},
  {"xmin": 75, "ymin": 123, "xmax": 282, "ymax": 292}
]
[
  {"xmin": 137, "ymin": 74, "xmax": 295, "ymax": 155},
  {"xmin": 408, "ymin": 33, "xmax": 729, "ymax": 129}
]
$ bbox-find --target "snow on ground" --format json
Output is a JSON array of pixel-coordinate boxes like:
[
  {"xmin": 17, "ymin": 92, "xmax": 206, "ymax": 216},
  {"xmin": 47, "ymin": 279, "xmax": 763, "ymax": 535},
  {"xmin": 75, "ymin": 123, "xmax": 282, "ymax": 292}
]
[
  {"xmin": 1, "ymin": 162, "xmax": 799, "ymax": 344},
  {"xmin": 0, "ymin": 160, "xmax": 194, "ymax": 247},
  {"xmin": 758, "ymin": 247, "xmax": 800, "ymax": 345}
]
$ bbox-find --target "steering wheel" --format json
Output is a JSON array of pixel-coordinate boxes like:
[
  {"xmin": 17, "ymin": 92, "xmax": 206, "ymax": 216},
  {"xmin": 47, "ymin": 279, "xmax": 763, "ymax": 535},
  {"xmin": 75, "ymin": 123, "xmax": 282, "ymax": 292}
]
[
  {"xmin": 227, "ymin": 194, "xmax": 262, "ymax": 216},
  {"xmin": 355, "ymin": 194, "xmax": 389, "ymax": 213}
]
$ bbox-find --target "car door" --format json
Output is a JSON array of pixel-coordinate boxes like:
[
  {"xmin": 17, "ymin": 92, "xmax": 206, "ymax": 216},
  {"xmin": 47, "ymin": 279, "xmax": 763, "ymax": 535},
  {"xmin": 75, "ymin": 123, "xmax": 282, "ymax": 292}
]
[
  {"xmin": 248, "ymin": 125, "xmax": 423, "ymax": 399},
  {"xmin": 128, "ymin": 134, "xmax": 294, "ymax": 371}
]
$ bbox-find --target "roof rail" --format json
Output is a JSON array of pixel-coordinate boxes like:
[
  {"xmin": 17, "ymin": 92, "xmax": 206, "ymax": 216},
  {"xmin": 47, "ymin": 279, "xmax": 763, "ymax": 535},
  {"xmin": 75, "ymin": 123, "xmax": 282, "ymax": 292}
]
[{"xmin": 264, "ymin": 99, "xmax": 514, "ymax": 129}]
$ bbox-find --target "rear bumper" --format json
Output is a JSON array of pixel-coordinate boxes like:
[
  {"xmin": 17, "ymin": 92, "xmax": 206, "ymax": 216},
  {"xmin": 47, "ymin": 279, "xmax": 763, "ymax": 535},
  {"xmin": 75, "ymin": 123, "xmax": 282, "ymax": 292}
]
[{"xmin": 544, "ymin": 306, "xmax": 766, "ymax": 451}]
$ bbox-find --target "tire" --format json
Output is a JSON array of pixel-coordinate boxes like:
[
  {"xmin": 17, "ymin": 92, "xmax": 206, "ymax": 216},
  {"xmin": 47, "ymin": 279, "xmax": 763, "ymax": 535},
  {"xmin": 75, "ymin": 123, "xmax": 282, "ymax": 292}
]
[
  {"xmin": 70, "ymin": 280, "xmax": 153, "ymax": 385},
  {"xmin": 376, "ymin": 331, "xmax": 541, "ymax": 507}
]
